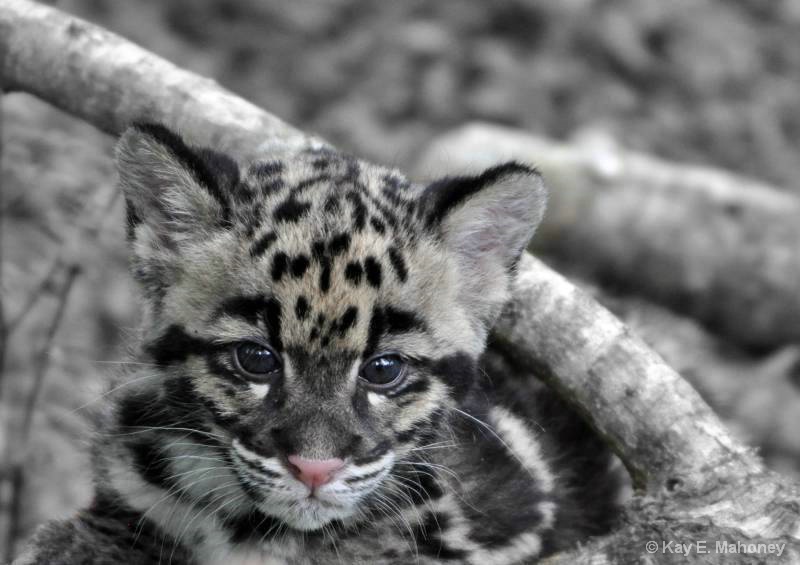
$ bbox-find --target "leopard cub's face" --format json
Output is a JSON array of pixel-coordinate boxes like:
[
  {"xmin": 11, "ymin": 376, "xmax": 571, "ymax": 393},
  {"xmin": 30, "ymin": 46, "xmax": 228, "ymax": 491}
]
[{"xmin": 112, "ymin": 124, "xmax": 545, "ymax": 531}]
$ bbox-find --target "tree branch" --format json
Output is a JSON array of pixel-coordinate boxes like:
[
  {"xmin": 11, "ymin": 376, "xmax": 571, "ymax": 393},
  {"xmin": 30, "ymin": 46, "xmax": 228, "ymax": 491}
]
[
  {"xmin": 0, "ymin": 0, "xmax": 324, "ymax": 161},
  {"xmin": 416, "ymin": 123, "xmax": 800, "ymax": 351},
  {"xmin": 495, "ymin": 254, "xmax": 762, "ymax": 492},
  {"xmin": 2, "ymin": 1, "xmax": 799, "ymax": 561}
]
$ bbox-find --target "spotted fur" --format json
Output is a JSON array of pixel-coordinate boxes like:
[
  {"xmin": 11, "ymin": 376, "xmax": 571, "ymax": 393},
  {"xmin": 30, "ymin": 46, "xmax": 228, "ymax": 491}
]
[{"xmin": 16, "ymin": 124, "xmax": 619, "ymax": 565}]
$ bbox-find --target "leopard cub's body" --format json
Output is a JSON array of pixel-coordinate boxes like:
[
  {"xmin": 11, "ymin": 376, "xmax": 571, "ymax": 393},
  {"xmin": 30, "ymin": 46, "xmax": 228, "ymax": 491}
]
[{"xmin": 17, "ymin": 125, "xmax": 617, "ymax": 564}]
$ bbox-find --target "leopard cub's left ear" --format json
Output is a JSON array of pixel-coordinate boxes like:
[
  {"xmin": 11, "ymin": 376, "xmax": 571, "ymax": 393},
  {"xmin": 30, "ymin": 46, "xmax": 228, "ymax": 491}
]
[{"xmin": 421, "ymin": 162, "xmax": 547, "ymax": 325}]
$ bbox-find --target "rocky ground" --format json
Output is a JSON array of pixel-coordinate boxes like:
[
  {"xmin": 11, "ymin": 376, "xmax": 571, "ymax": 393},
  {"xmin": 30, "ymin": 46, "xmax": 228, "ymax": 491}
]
[{"xmin": 2, "ymin": 0, "xmax": 800, "ymax": 559}]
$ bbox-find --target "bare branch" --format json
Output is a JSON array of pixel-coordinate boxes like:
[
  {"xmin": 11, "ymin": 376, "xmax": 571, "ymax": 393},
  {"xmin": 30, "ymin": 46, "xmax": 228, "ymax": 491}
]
[
  {"xmin": 19, "ymin": 265, "xmax": 80, "ymax": 443},
  {"xmin": 0, "ymin": 0, "xmax": 322, "ymax": 161},
  {"xmin": 496, "ymin": 254, "xmax": 762, "ymax": 492}
]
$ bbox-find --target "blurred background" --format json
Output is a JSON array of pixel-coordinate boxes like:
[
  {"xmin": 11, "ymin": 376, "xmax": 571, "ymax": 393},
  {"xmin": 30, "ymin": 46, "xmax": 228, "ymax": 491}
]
[{"xmin": 3, "ymin": 0, "xmax": 800, "ymax": 560}]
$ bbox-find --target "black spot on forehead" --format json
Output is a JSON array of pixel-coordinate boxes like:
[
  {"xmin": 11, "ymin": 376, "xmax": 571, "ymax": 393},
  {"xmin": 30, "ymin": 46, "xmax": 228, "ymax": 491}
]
[
  {"xmin": 345, "ymin": 261, "xmax": 363, "ymax": 286},
  {"xmin": 323, "ymin": 195, "xmax": 340, "ymax": 213},
  {"xmin": 311, "ymin": 240, "xmax": 326, "ymax": 261},
  {"xmin": 294, "ymin": 174, "xmax": 329, "ymax": 193},
  {"xmin": 295, "ymin": 296, "xmax": 310, "ymax": 320},
  {"xmin": 312, "ymin": 156, "xmax": 331, "ymax": 170},
  {"xmin": 271, "ymin": 252, "xmax": 289, "ymax": 282},
  {"xmin": 290, "ymin": 255, "xmax": 310, "ymax": 278},
  {"xmin": 319, "ymin": 257, "xmax": 332, "ymax": 293},
  {"xmin": 364, "ymin": 257, "xmax": 382, "ymax": 288},
  {"xmin": 370, "ymin": 216, "xmax": 386, "ymax": 234},
  {"xmin": 249, "ymin": 232, "xmax": 277, "ymax": 259},
  {"xmin": 273, "ymin": 198, "xmax": 311, "ymax": 223},
  {"xmin": 251, "ymin": 161, "xmax": 284, "ymax": 178},
  {"xmin": 342, "ymin": 158, "xmax": 361, "ymax": 183},
  {"xmin": 336, "ymin": 306, "xmax": 359, "ymax": 337},
  {"xmin": 345, "ymin": 191, "xmax": 367, "ymax": 231},
  {"xmin": 388, "ymin": 247, "xmax": 408, "ymax": 282},
  {"xmin": 329, "ymin": 233, "xmax": 351, "ymax": 256}
]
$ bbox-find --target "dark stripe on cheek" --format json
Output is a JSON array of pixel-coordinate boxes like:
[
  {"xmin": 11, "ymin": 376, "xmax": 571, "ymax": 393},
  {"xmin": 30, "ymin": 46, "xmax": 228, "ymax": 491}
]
[
  {"xmin": 203, "ymin": 398, "xmax": 241, "ymax": 427},
  {"xmin": 118, "ymin": 389, "xmax": 168, "ymax": 431},
  {"xmin": 162, "ymin": 376, "xmax": 217, "ymax": 434},
  {"xmin": 345, "ymin": 469, "xmax": 384, "ymax": 484},
  {"xmin": 395, "ymin": 420, "xmax": 425, "ymax": 444},
  {"xmin": 395, "ymin": 409, "xmax": 443, "ymax": 445},
  {"xmin": 353, "ymin": 440, "xmax": 390, "ymax": 466},
  {"xmin": 387, "ymin": 377, "xmax": 429, "ymax": 398},
  {"xmin": 431, "ymin": 352, "xmax": 476, "ymax": 400},
  {"xmin": 224, "ymin": 511, "xmax": 283, "ymax": 545},
  {"xmin": 129, "ymin": 440, "xmax": 174, "ymax": 489},
  {"xmin": 414, "ymin": 512, "xmax": 465, "ymax": 559}
]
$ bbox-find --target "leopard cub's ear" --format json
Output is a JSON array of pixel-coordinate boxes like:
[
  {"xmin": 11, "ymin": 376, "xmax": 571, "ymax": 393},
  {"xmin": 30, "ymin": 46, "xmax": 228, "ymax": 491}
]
[
  {"xmin": 420, "ymin": 162, "xmax": 547, "ymax": 326},
  {"xmin": 115, "ymin": 123, "xmax": 239, "ymax": 247},
  {"xmin": 115, "ymin": 123, "xmax": 240, "ymax": 296}
]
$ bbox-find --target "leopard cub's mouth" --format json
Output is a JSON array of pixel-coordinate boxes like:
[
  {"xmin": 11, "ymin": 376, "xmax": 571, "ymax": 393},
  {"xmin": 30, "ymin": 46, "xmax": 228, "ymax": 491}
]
[{"xmin": 229, "ymin": 439, "xmax": 394, "ymax": 531}]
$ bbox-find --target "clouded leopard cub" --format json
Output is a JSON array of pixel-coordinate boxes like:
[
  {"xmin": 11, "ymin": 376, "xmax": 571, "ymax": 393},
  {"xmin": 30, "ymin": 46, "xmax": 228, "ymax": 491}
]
[{"xmin": 17, "ymin": 124, "xmax": 618, "ymax": 564}]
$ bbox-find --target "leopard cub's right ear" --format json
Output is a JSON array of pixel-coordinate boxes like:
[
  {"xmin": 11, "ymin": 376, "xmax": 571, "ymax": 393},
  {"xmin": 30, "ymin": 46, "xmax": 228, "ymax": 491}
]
[{"xmin": 115, "ymin": 123, "xmax": 235, "ymax": 248}]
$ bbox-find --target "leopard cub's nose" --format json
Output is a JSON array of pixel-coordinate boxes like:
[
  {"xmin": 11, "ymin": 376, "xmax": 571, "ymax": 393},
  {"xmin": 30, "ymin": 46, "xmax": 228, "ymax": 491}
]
[{"xmin": 287, "ymin": 455, "xmax": 345, "ymax": 490}]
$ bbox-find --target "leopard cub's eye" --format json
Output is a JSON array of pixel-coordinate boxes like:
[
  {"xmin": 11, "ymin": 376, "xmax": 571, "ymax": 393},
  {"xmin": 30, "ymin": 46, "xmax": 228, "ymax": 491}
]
[
  {"xmin": 232, "ymin": 342, "xmax": 281, "ymax": 381},
  {"xmin": 359, "ymin": 354, "xmax": 406, "ymax": 389}
]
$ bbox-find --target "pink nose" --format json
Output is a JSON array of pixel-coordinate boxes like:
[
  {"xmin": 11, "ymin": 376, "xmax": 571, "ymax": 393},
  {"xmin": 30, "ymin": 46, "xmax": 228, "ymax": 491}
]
[{"xmin": 287, "ymin": 455, "xmax": 345, "ymax": 490}]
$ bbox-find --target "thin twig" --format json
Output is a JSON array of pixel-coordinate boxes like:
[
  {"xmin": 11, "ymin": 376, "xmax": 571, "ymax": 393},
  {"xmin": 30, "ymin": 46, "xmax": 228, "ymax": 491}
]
[
  {"xmin": 4, "ymin": 265, "xmax": 80, "ymax": 561},
  {"xmin": 20, "ymin": 264, "xmax": 81, "ymax": 442},
  {"xmin": 0, "ymin": 84, "xmax": 6, "ymax": 399},
  {"xmin": 4, "ymin": 258, "xmax": 61, "ymax": 335},
  {"xmin": 4, "ymin": 179, "xmax": 120, "ymax": 337}
]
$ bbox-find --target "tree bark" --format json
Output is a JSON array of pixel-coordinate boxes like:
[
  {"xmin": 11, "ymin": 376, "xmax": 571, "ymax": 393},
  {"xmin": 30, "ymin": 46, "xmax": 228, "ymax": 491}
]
[
  {"xmin": 2, "ymin": 1, "xmax": 799, "ymax": 562},
  {"xmin": 0, "ymin": 0, "xmax": 325, "ymax": 161},
  {"xmin": 416, "ymin": 123, "xmax": 800, "ymax": 352}
]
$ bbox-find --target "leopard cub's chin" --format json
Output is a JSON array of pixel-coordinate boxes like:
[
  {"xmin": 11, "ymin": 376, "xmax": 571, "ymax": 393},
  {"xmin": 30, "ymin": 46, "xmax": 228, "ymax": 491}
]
[{"xmin": 230, "ymin": 439, "xmax": 394, "ymax": 531}]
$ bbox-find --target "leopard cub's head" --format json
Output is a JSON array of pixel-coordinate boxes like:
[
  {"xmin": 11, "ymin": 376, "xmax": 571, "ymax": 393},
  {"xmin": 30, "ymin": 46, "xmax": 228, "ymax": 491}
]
[{"xmin": 112, "ymin": 124, "xmax": 545, "ymax": 531}]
